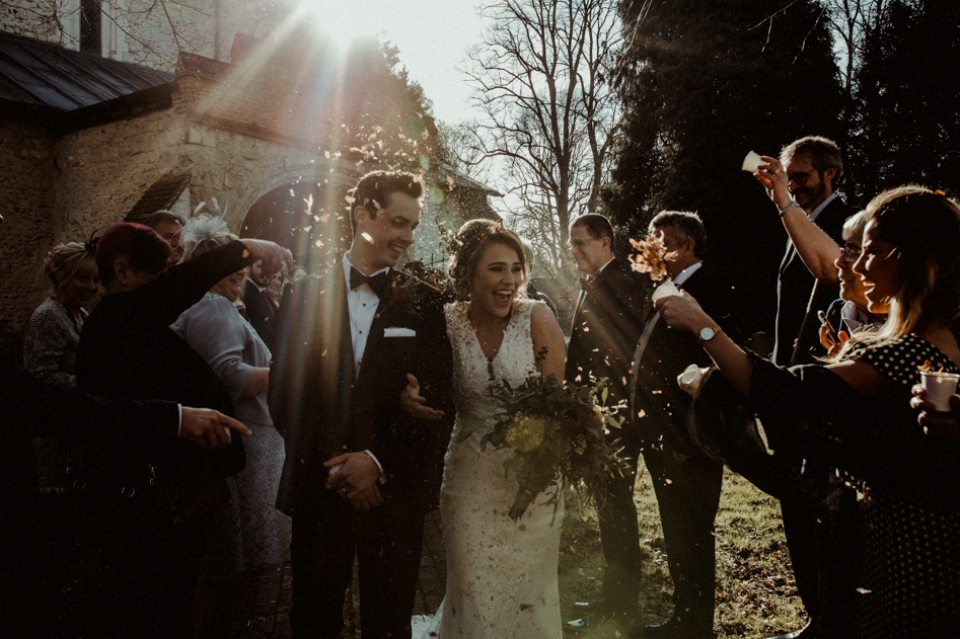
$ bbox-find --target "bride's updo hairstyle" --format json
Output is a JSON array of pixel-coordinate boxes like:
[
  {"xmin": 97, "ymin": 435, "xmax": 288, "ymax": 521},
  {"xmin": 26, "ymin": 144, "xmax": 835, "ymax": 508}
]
[
  {"xmin": 449, "ymin": 219, "xmax": 527, "ymax": 301},
  {"xmin": 846, "ymin": 185, "xmax": 960, "ymax": 351}
]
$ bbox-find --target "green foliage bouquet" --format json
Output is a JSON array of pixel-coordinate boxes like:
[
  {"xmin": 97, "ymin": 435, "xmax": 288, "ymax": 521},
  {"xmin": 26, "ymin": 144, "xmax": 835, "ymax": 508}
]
[{"xmin": 479, "ymin": 372, "xmax": 629, "ymax": 521}]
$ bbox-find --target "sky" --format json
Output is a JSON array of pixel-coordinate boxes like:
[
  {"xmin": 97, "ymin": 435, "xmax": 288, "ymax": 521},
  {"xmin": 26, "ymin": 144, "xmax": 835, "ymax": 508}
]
[{"xmin": 303, "ymin": 0, "xmax": 489, "ymax": 124}]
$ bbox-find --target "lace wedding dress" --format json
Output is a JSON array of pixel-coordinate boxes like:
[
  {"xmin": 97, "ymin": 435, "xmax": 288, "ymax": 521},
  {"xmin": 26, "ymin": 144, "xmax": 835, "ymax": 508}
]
[{"xmin": 425, "ymin": 298, "xmax": 564, "ymax": 638}]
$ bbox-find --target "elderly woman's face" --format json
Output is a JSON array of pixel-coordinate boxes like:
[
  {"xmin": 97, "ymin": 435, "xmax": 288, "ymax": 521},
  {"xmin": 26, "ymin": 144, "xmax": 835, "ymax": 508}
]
[
  {"xmin": 852, "ymin": 219, "xmax": 901, "ymax": 315},
  {"xmin": 834, "ymin": 231, "xmax": 869, "ymax": 310},
  {"xmin": 212, "ymin": 269, "xmax": 247, "ymax": 304}
]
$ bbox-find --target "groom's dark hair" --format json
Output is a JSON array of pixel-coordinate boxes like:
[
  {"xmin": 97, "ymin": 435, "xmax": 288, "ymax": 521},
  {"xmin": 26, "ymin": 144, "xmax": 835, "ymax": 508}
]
[{"xmin": 349, "ymin": 171, "xmax": 424, "ymax": 234}]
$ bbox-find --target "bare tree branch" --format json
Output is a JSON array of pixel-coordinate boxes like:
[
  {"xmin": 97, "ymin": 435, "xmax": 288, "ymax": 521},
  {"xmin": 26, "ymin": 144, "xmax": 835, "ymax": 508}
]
[{"xmin": 463, "ymin": 0, "xmax": 623, "ymax": 279}]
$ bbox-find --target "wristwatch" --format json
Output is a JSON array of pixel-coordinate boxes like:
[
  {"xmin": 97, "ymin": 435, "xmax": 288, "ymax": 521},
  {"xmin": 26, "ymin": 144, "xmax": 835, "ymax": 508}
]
[{"xmin": 698, "ymin": 325, "xmax": 722, "ymax": 343}]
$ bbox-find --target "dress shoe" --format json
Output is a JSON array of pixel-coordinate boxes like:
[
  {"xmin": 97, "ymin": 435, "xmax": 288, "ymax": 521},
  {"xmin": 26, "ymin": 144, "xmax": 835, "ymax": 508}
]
[{"xmin": 767, "ymin": 619, "xmax": 815, "ymax": 639}]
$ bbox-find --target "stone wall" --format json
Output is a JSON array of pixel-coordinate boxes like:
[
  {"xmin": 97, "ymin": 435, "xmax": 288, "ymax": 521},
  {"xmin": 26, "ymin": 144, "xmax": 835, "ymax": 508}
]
[
  {"xmin": 2, "ymin": 0, "xmax": 260, "ymax": 69},
  {"xmin": 0, "ymin": 118, "xmax": 58, "ymax": 355},
  {"xmin": 1, "ymin": 0, "xmax": 60, "ymax": 44},
  {"xmin": 54, "ymin": 109, "xmax": 187, "ymax": 243}
]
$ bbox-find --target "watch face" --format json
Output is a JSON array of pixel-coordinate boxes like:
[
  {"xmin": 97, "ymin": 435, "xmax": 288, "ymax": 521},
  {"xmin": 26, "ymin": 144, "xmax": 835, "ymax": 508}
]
[{"xmin": 699, "ymin": 326, "xmax": 716, "ymax": 342}]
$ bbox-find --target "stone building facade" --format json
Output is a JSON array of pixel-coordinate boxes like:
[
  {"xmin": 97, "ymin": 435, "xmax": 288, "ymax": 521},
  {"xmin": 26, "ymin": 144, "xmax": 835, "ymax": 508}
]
[{"xmin": 0, "ymin": 5, "xmax": 500, "ymax": 353}]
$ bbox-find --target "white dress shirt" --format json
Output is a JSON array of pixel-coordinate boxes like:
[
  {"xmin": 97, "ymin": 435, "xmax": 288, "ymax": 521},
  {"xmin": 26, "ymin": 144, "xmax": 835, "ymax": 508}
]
[
  {"xmin": 342, "ymin": 253, "xmax": 389, "ymax": 380},
  {"xmin": 341, "ymin": 253, "xmax": 389, "ymax": 478}
]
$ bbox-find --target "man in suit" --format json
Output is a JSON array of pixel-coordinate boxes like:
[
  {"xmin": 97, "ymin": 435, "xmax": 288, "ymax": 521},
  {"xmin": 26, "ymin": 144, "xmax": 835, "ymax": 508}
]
[
  {"xmin": 636, "ymin": 212, "xmax": 735, "ymax": 639},
  {"xmin": 76, "ymin": 222, "xmax": 290, "ymax": 638},
  {"xmin": 270, "ymin": 171, "xmax": 456, "ymax": 639},
  {"xmin": 244, "ymin": 258, "xmax": 278, "ymax": 349},
  {"xmin": 565, "ymin": 213, "xmax": 645, "ymax": 620},
  {"xmin": 761, "ymin": 136, "xmax": 851, "ymax": 367},
  {"xmin": 754, "ymin": 137, "xmax": 853, "ymax": 639}
]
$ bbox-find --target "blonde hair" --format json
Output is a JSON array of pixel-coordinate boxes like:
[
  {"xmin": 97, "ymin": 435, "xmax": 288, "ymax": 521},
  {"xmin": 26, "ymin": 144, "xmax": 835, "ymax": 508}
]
[
  {"xmin": 838, "ymin": 185, "xmax": 960, "ymax": 358},
  {"xmin": 180, "ymin": 213, "xmax": 237, "ymax": 261},
  {"xmin": 42, "ymin": 242, "xmax": 99, "ymax": 294}
]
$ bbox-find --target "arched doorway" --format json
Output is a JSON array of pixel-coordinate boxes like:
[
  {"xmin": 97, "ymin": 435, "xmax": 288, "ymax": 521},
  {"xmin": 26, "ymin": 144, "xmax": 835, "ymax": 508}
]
[{"xmin": 241, "ymin": 178, "xmax": 352, "ymax": 272}]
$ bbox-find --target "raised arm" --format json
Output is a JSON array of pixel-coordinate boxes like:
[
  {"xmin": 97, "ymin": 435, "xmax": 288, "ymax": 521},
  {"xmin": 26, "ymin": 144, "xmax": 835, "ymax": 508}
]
[{"xmin": 755, "ymin": 156, "xmax": 841, "ymax": 285}]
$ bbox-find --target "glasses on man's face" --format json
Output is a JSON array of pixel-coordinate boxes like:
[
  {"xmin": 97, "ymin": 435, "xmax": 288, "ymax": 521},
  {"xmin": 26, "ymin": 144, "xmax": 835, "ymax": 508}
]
[{"xmin": 840, "ymin": 242, "xmax": 862, "ymax": 262}]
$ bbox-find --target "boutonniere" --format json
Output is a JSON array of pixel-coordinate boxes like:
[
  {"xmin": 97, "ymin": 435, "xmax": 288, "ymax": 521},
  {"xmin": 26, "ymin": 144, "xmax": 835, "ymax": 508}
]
[{"xmin": 381, "ymin": 271, "xmax": 429, "ymax": 317}]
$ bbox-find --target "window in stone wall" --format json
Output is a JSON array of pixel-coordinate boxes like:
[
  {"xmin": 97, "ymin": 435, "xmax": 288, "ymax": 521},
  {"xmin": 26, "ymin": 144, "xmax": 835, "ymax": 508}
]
[{"xmin": 80, "ymin": 0, "xmax": 102, "ymax": 55}]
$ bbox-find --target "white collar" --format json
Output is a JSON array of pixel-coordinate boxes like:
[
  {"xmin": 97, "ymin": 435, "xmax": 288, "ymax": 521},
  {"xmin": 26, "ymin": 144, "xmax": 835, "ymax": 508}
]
[
  {"xmin": 672, "ymin": 261, "xmax": 703, "ymax": 287},
  {"xmin": 808, "ymin": 192, "xmax": 838, "ymax": 223},
  {"xmin": 594, "ymin": 257, "xmax": 615, "ymax": 275}
]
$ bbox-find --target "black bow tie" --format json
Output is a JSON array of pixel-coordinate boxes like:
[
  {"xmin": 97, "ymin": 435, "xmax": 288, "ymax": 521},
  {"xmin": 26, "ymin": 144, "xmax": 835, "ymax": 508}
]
[
  {"xmin": 580, "ymin": 276, "xmax": 596, "ymax": 292},
  {"xmin": 350, "ymin": 267, "xmax": 391, "ymax": 299}
]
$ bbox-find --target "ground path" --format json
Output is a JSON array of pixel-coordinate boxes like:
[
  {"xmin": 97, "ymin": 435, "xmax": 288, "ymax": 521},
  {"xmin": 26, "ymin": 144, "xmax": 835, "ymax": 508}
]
[{"xmin": 230, "ymin": 510, "xmax": 447, "ymax": 639}]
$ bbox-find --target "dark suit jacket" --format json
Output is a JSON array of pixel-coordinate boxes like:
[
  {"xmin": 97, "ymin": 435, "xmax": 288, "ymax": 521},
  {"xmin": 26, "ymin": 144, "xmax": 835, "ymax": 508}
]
[
  {"xmin": 76, "ymin": 240, "xmax": 253, "ymax": 490},
  {"xmin": 244, "ymin": 279, "xmax": 277, "ymax": 350},
  {"xmin": 2, "ymin": 350, "xmax": 179, "ymax": 507},
  {"xmin": 634, "ymin": 264, "xmax": 737, "ymax": 455},
  {"xmin": 270, "ymin": 266, "xmax": 455, "ymax": 516},
  {"xmin": 774, "ymin": 196, "xmax": 851, "ymax": 365},
  {"xmin": 565, "ymin": 259, "xmax": 644, "ymax": 409}
]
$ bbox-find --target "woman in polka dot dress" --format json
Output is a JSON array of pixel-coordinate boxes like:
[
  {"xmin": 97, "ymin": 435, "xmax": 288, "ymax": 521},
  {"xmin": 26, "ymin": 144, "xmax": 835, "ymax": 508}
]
[{"xmin": 655, "ymin": 185, "xmax": 960, "ymax": 638}]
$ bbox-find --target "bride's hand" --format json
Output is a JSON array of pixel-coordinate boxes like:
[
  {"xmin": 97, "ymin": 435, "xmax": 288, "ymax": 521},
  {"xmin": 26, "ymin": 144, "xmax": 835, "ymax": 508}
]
[{"xmin": 400, "ymin": 374, "xmax": 445, "ymax": 420}]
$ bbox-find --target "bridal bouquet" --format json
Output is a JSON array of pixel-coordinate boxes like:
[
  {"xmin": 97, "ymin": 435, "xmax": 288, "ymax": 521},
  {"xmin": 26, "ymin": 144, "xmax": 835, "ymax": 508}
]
[{"xmin": 481, "ymin": 370, "xmax": 629, "ymax": 521}]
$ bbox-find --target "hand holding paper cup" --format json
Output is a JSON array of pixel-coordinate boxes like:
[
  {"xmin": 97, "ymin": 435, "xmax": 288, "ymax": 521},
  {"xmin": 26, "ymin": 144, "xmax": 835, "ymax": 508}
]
[
  {"xmin": 920, "ymin": 371, "xmax": 960, "ymax": 411},
  {"xmin": 677, "ymin": 363, "xmax": 709, "ymax": 396},
  {"xmin": 651, "ymin": 279, "xmax": 681, "ymax": 303},
  {"xmin": 742, "ymin": 151, "xmax": 763, "ymax": 173}
]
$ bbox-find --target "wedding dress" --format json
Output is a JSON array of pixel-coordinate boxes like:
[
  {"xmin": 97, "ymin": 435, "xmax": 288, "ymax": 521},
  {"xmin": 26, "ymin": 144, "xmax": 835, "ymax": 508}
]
[{"xmin": 426, "ymin": 298, "xmax": 564, "ymax": 638}]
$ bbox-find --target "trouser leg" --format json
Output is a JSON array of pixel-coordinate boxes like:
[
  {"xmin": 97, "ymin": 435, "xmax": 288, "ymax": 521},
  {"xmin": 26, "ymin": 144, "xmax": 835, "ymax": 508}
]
[{"xmin": 290, "ymin": 492, "xmax": 354, "ymax": 639}]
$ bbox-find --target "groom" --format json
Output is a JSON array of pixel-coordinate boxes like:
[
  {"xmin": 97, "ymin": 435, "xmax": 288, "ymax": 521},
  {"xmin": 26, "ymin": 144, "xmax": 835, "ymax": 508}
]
[{"xmin": 270, "ymin": 171, "xmax": 456, "ymax": 639}]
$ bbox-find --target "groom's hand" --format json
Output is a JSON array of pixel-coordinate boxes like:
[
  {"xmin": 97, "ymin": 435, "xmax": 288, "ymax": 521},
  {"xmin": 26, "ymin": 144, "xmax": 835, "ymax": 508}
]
[
  {"xmin": 400, "ymin": 374, "xmax": 445, "ymax": 420},
  {"xmin": 348, "ymin": 483, "xmax": 384, "ymax": 511},
  {"xmin": 325, "ymin": 452, "xmax": 381, "ymax": 500}
]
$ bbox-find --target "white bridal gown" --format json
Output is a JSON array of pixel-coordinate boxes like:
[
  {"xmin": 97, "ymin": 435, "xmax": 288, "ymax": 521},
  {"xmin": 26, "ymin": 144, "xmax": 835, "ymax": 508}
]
[{"xmin": 423, "ymin": 298, "xmax": 563, "ymax": 639}]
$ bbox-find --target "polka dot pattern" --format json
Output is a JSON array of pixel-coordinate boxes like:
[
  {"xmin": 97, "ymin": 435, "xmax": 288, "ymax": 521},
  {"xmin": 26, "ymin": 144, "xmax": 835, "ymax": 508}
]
[{"xmin": 850, "ymin": 335, "xmax": 960, "ymax": 636}]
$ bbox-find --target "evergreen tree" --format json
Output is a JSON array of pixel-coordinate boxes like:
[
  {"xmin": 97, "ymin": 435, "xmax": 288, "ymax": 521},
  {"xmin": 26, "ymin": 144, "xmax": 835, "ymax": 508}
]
[
  {"xmin": 849, "ymin": 0, "xmax": 960, "ymax": 202},
  {"xmin": 605, "ymin": 0, "xmax": 845, "ymax": 335}
]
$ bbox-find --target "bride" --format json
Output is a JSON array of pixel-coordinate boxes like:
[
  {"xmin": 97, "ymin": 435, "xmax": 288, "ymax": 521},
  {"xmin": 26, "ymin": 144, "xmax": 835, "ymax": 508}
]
[{"xmin": 414, "ymin": 219, "xmax": 567, "ymax": 638}]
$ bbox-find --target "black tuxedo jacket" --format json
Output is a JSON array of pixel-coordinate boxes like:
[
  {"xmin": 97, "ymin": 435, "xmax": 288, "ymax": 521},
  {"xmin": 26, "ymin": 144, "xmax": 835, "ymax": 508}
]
[
  {"xmin": 244, "ymin": 279, "xmax": 277, "ymax": 350},
  {"xmin": 774, "ymin": 196, "xmax": 851, "ymax": 365},
  {"xmin": 565, "ymin": 259, "xmax": 644, "ymax": 408},
  {"xmin": 270, "ymin": 266, "xmax": 455, "ymax": 516},
  {"xmin": 634, "ymin": 264, "xmax": 738, "ymax": 455},
  {"xmin": 76, "ymin": 240, "xmax": 253, "ymax": 489}
]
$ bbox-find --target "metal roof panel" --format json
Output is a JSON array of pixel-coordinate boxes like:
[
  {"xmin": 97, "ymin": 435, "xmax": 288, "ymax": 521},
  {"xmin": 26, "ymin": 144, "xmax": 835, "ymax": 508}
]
[{"xmin": 0, "ymin": 32, "xmax": 173, "ymax": 112}]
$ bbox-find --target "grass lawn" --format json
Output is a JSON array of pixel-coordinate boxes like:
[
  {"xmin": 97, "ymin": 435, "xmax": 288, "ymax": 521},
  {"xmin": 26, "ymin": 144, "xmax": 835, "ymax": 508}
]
[{"xmin": 559, "ymin": 468, "xmax": 806, "ymax": 638}]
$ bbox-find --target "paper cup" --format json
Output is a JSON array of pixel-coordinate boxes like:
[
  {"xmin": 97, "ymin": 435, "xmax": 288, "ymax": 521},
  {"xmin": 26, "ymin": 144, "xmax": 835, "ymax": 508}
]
[
  {"xmin": 651, "ymin": 280, "xmax": 680, "ymax": 303},
  {"xmin": 678, "ymin": 364, "xmax": 706, "ymax": 393},
  {"xmin": 742, "ymin": 150, "xmax": 763, "ymax": 173},
  {"xmin": 920, "ymin": 371, "xmax": 960, "ymax": 411}
]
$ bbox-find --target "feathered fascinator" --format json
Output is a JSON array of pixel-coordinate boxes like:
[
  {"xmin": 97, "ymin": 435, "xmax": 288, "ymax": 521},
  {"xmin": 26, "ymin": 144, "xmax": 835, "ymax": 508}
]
[{"xmin": 181, "ymin": 207, "xmax": 237, "ymax": 261}]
